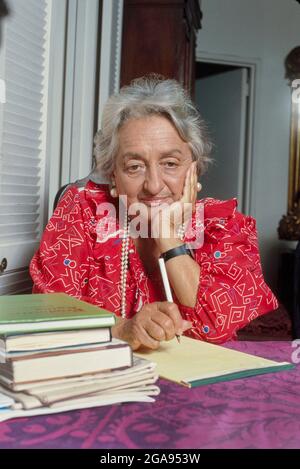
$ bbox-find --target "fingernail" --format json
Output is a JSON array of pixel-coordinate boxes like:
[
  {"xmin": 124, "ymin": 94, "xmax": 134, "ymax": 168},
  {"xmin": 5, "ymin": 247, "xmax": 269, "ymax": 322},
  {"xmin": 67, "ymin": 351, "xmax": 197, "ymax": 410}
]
[{"xmin": 182, "ymin": 320, "xmax": 192, "ymax": 331}]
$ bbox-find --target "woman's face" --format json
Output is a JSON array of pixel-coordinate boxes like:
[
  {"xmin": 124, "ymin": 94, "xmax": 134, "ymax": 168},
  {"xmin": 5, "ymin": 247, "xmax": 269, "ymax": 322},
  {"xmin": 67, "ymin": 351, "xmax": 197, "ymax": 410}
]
[{"xmin": 113, "ymin": 115, "xmax": 193, "ymax": 213}]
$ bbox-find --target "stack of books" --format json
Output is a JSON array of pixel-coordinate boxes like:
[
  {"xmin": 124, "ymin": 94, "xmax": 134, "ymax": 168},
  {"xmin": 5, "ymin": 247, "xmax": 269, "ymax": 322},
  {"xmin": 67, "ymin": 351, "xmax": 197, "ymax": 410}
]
[{"xmin": 0, "ymin": 293, "xmax": 159, "ymax": 421}]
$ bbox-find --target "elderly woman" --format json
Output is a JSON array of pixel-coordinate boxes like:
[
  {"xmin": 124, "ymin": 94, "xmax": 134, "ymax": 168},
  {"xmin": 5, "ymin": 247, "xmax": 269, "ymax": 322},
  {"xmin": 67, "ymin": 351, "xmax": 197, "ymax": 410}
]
[{"xmin": 30, "ymin": 76, "xmax": 278, "ymax": 350}]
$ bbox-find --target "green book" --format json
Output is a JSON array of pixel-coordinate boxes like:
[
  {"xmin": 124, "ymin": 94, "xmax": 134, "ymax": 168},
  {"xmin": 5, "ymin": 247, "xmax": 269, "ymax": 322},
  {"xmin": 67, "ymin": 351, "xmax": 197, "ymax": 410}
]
[{"xmin": 0, "ymin": 293, "xmax": 116, "ymax": 334}]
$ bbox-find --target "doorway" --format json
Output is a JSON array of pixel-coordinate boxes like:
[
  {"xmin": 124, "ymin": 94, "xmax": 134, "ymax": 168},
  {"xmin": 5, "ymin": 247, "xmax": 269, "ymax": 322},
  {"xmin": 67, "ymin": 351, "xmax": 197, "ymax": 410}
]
[{"xmin": 195, "ymin": 61, "xmax": 253, "ymax": 214}]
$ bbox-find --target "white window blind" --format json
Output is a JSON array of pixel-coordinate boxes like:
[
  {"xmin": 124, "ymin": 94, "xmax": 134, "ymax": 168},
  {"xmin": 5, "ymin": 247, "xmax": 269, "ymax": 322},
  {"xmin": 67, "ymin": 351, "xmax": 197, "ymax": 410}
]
[{"xmin": 0, "ymin": 0, "xmax": 49, "ymax": 279}]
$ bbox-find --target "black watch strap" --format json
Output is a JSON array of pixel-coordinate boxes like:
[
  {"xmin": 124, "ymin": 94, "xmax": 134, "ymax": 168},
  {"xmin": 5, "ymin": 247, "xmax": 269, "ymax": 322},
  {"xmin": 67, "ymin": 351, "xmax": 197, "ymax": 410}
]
[{"xmin": 160, "ymin": 244, "xmax": 193, "ymax": 263}]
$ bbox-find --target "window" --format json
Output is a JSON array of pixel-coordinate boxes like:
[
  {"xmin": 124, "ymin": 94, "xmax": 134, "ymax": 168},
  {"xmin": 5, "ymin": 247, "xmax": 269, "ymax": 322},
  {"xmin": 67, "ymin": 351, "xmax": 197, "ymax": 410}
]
[
  {"xmin": 0, "ymin": 0, "xmax": 122, "ymax": 295},
  {"xmin": 0, "ymin": 0, "xmax": 50, "ymax": 293}
]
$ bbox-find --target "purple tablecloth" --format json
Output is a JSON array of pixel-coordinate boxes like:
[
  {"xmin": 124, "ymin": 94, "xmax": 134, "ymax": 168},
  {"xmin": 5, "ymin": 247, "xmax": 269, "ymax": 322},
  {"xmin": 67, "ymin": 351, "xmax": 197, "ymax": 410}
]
[{"xmin": 0, "ymin": 341, "xmax": 299, "ymax": 449}]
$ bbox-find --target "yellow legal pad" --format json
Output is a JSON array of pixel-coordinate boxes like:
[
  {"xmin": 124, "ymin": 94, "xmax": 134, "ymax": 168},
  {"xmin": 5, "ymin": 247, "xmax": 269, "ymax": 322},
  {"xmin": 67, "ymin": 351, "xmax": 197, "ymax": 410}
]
[{"xmin": 135, "ymin": 336, "xmax": 294, "ymax": 388}]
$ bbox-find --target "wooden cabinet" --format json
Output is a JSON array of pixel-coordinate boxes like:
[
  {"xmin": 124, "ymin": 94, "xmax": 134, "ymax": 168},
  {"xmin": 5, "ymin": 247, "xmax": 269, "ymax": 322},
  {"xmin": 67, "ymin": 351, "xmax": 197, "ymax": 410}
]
[{"xmin": 120, "ymin": 0, "xmax": 202, "ymax": 93}]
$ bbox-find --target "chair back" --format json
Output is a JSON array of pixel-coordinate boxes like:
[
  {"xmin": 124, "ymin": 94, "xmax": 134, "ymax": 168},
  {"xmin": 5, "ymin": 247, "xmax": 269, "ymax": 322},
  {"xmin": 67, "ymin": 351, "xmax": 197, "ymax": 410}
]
[{"xmin": 52, "ymin": 177, "xmax": 90, "ymax": 212}]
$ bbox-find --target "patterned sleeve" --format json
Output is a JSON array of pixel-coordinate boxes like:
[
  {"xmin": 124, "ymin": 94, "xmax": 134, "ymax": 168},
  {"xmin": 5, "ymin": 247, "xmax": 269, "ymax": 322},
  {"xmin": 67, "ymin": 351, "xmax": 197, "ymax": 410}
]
[
  {"xmin": 30, "ymin": 186, "xmax": 96, "ymax": 304},
  {"xmin": 177, "ymin": 205, "xmax": 278, "ymax": 344}
]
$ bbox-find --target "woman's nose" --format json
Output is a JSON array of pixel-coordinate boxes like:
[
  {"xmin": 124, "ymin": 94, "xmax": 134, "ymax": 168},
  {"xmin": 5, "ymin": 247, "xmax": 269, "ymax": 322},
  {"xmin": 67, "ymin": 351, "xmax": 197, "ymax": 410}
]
[{"xmin": 143, "ymin": 165, "xmax": 164, "ymax": 195}]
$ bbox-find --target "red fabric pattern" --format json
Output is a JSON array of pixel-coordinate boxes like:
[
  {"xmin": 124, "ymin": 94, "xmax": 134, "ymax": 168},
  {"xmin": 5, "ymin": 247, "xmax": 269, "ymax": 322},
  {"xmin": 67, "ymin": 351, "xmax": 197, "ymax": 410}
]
[{"xmin": 30, "ymin": 181, "xmax": 278, "ymax": 343}]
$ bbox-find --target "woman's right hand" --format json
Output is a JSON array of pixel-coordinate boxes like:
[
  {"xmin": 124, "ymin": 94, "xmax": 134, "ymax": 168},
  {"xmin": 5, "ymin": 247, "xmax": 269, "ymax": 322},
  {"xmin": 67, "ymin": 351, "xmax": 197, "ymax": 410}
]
[{"xmin": 111, "ymin": 301, "xmax": 192, "ymax": 351}]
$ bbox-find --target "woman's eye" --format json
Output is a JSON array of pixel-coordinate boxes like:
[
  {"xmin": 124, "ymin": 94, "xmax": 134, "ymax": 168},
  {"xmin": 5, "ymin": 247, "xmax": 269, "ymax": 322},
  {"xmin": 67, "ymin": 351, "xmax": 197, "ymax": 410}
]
[
  {"xmin": 126, "ymin": 164, "xmax": 144, "ymax": 174},
  {"xmin": 163, "ymin": 161, "xmax": 178, "ymax": 169}
]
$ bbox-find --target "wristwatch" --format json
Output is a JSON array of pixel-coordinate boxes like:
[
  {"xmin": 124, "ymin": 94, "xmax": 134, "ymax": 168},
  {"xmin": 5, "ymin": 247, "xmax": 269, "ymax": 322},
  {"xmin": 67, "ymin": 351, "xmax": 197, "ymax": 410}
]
[{"xmin": 160, "ymin": 244, "xmax": 193, "ymax": 263}]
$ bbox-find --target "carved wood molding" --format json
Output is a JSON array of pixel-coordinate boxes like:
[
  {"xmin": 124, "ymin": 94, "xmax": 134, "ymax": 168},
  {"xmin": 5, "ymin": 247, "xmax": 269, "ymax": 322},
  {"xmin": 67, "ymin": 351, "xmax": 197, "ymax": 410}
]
[
  {"xmin": 278, "ymin": 46, "xmax": 300, "ymax": 240},
  {"xmin": 278, "ymin": 203, "xmax": 300, "ymax": 240}
]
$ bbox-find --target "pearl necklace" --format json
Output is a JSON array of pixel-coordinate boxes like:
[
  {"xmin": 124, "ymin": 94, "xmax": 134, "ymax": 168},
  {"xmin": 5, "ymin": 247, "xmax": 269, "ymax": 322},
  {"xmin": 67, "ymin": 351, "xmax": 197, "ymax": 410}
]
[
  {"xmin": 119, "ymin": 217, "xmax": 185, "ymax": 318},
  {"xmin": 120, "ymin": 213, "xmax": 130, "ymax": 318}
]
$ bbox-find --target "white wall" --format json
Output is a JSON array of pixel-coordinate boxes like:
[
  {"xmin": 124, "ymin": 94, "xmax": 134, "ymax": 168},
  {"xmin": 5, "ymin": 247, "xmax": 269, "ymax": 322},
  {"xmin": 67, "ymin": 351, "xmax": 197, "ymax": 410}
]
[{"xmin": 197, "ymin": 0, "xmax": 300, "ymax": 289}]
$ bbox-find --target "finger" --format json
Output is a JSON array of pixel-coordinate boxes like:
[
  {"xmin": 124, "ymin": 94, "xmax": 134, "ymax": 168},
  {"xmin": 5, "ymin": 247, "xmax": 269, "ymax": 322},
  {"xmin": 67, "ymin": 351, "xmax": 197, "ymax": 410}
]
[
  {"xmin": 169, "ymin": 200, "xmax": 185, "ymax": 233},
  {"xmin": 192, "ymin": 163, "xmax": 197, "ymax": 204},
  {"xmin": 189, "ymin": 163, "xmax": 195, "ymax": 202},
  {"xmin": 150, "ymin": 311, "xmax": 176, "ymax": 341},
  {"xmin": 190, "ymin": 161, "xmax": 194, "ymax": 191},
  {"xmin": 131, "ymin": 315, "xmax": 161, "ymax": 350},
  {"xmin": 135, "ymin": 324, "xmax": 161, "ymax": 350},
  {"xmin": 182, "ymin": 320, "xmax": 193, "ymax": 332},
  {"xmin": 156, "ymin": 302, "xmax": 183, "ymax": 335},
  {"xmin": 190, "ymin": 165, "xmax": 195, "ymax": 206},
  {"xmin": 187, "ymin": 162, "xmax": 197, "ymax": 204},
  {"xmin": 181, "ymin": 164, "xmax": 192, "ymax": 204}
]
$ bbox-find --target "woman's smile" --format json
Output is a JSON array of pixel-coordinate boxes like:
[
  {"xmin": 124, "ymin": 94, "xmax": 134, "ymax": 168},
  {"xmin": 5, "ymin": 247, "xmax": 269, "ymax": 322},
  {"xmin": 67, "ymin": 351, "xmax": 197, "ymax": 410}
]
[{"xmin": 139, "ymin": 197, "xmax": 172, "ymax": 207}]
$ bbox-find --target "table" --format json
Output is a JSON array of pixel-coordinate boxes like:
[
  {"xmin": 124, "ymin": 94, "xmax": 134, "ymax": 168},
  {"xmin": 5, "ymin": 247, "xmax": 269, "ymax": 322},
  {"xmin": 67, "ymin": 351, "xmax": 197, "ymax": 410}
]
[{"xmin": 0, "ymin": 341, "xmax": 299, "ymax": 449}]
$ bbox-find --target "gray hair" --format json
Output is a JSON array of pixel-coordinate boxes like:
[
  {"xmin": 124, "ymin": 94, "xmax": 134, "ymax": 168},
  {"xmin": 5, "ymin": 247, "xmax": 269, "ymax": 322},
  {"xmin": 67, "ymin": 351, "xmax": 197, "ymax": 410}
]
[{"xmin": 92, "ymin": 75, "xmax": 212, "ymax": 182}]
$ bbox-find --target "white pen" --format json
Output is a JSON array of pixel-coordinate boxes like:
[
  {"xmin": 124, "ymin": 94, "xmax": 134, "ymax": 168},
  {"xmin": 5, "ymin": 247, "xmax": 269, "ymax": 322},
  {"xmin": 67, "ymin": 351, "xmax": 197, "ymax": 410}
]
[{"xmin": 158, "ymin": 257, "xmax": 181, "ymax": 343}]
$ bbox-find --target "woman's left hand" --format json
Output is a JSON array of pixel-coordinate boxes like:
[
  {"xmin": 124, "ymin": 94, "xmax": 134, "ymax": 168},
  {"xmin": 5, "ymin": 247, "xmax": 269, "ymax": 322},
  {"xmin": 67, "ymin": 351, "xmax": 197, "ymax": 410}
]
[{"xmin": 152, "ymin": 161, "xmax": 199, "ymax": 253}]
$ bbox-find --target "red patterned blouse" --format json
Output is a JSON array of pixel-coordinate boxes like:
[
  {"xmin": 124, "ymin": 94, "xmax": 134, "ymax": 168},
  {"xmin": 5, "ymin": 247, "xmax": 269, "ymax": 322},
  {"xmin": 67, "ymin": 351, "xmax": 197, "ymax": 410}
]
[{"xmin": 30, "ymin": 180, "xmax": 278, "ymax": 343}]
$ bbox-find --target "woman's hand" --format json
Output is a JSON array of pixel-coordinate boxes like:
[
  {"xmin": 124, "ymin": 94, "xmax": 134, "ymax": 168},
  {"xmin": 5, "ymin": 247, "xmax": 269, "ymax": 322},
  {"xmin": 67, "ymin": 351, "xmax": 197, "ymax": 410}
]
[
  {"xmin": 152, "ymin": 161, "xmax": 199, "ymax": 253},
  {"xmin": 112, "ymin": 301, "xmax": 192, "ymax": 351}
]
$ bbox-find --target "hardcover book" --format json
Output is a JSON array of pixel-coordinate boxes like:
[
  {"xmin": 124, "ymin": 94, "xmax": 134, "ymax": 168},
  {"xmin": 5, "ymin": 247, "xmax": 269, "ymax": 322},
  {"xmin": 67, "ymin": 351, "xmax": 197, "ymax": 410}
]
[
  {"xmin": 0, "ymin": 328, "xmax": 112, "ymax": 353},
  {"xmin": 0, "ymin": 293, "xmax": 115, "ymax": 334},
  {"xmin": 0, "ymin": 338, "xmax": 132, "ymax": 384}
]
